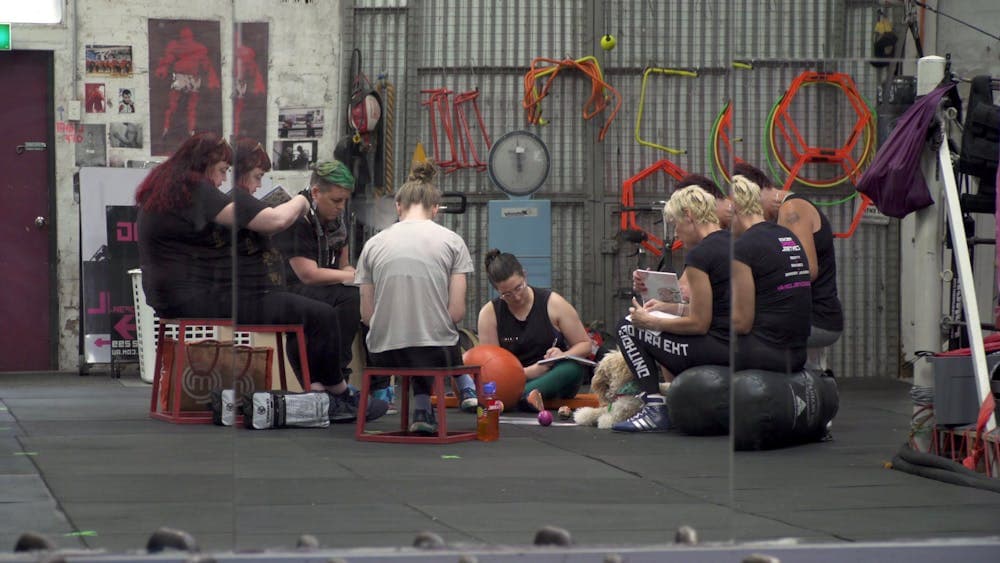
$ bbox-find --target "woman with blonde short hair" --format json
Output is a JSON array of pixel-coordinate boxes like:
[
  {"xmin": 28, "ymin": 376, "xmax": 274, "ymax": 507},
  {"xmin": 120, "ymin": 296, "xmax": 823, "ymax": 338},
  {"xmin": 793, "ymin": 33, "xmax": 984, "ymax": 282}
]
[
  {"xmin": 613, "ymin": 185, "xmax": 732, "ymax": 433},
  {"xmin": 730, "ymin": 175, "xmax": 812, "ymax": 373}
]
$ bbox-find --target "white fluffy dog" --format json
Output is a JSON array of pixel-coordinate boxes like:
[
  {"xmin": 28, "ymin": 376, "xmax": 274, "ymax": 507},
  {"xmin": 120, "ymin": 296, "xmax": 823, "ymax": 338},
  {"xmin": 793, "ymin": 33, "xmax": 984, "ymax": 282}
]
[{"xmin": 573, "ymin": 351, "xmax": 669, "ymax": 429}]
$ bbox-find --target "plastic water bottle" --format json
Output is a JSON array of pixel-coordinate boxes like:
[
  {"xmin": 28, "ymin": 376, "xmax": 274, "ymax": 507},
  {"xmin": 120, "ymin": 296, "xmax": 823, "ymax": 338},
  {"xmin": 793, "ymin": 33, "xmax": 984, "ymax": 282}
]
[{"xmin": 476, "ymin": 381, "xmax": 500, "ymax": 442}]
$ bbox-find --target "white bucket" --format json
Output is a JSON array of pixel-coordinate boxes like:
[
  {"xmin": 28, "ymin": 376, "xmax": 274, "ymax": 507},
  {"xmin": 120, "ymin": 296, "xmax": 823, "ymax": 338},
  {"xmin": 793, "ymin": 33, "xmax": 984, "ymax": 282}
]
[{"xmin": 129, "ymin": 269, "xmax": 157, "ymax": 384}]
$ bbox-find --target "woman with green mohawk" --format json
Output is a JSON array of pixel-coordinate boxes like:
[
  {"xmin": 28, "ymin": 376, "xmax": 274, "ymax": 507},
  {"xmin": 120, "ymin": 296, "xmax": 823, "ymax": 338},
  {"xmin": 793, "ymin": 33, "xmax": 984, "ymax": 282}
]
[
  {"xmin": 273, "ymin": 160, "xmax": 365, "ymax": 399},
  {"xmin": 228, "ymin": 141, "xmax": 386, "ymax": 423}
]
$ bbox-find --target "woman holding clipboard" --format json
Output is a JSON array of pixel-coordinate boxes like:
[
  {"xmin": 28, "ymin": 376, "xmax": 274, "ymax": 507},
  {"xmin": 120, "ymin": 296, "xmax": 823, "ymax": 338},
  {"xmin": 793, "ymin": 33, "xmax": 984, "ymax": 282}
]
[
  {"xmin": 614, "ymin": 185, "xmax": 732, "ymax": 433},
  {"xmin": 477, "ymin": 250, "xmax": 594, "ymax": 412}
]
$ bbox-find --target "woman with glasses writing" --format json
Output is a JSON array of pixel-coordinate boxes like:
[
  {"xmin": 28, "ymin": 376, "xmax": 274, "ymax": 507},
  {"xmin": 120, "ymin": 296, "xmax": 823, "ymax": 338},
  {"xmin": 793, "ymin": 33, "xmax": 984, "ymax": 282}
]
[{"xmin": 477, "ymin": 249, "xmax": 593, "ymax": 412}]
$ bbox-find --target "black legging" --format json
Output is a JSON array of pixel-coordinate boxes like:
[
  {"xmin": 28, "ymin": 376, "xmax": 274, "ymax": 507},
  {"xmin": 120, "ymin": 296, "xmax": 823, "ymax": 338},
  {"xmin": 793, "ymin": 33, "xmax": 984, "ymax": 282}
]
[
  {"xmin": 616, "ymin": 317, "xmax": 730, "ymax": 395},
  {"xmin": 368, "ymin": 345, "xmax": 463, "ymax": 397},
  {"xmin": 159, "ymin": 289, "xmax": 344, "ymax": 387},
  {"xmin": 286, "ymin": 283, "xmax": 361, "ymax": 375},
  {"xmin": 734, "ymin": 332, "xmax": 805, "ymax": 373}
]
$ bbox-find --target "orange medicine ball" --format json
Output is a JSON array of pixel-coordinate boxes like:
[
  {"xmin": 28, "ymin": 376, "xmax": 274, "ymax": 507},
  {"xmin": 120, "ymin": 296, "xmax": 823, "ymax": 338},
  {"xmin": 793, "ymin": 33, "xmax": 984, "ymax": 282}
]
[{"xmin": 462, "ymin": 345, "xmax": 526, "ymax": 407}]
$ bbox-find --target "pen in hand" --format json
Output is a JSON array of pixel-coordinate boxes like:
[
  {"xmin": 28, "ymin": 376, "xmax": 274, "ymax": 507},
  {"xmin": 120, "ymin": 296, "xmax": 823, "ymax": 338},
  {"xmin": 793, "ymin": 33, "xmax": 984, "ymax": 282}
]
[{"xmin": 543, "ymin": 337, "xmax": 559, "ymax": 360}]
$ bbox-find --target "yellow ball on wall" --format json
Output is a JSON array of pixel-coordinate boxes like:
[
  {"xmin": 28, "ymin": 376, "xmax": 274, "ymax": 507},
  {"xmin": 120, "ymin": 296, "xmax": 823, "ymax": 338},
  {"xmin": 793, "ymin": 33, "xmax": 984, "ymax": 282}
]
[{"xmin": 600, "ymin": 34, "xmax": 617, "ymax": 51}]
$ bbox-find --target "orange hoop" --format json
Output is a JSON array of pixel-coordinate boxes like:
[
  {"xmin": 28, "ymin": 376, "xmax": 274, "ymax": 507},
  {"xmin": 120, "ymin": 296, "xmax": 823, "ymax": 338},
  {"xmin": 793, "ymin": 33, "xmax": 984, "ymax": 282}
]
[
  {"xmin": 768, "ymin": 71, "xmax": 875, "ymax": 190},
  {"xmin": 620, "ymin": 159, "xmax": 689, "ymax": 256}
]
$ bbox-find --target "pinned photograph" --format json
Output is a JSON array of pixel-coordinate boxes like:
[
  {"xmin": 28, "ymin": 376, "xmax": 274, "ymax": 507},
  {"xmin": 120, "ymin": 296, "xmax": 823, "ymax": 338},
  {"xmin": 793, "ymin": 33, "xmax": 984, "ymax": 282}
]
[
  {"xmin": 118, "ymin": 88, "xmax": 136, "ymax": 113},
  {"xmin": 85, "ymin": 83, "xmax": 106, "ymax": 113},
  {"xmin": 76, "ymin": 124, "xmax": 107, "ymax": 167},
  {"xmin": 272, "ymin": 140, "xmax": 317, "ymax": 171},
  {"xmin": 109, "ymin": 122, "xmax": 143, "ymax": 149},
  {"xmin": 85, "ymin": 45, "xmax": 133, "ymax": 77},
  {"xmin": 278, "ymin": 107, "xmax": 324, "ymax": 139}
]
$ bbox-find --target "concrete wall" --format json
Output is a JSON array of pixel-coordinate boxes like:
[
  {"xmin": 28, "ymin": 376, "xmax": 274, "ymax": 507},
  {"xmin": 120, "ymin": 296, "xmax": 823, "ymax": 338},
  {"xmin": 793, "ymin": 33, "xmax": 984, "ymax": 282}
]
[{"xmin": 11, "ymin": 0, "xmax": 346, "ymax": 370}]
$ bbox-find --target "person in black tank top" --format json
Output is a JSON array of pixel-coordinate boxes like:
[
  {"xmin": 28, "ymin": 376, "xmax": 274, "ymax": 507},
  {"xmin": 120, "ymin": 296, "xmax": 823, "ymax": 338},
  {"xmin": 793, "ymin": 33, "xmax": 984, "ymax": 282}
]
[
  {"xmin": 615, "ymin": 185, "xmax": 732, "ymax": 433},
  {"xmin": 733, "ymin": 162, "xmax": 844, "ymax": 373},
  {"xmin": 478, "ymin": 250, "xmax": 594, "ymax": 412},
  {"xmin": 730, "ymin": 176, "xmax": 811, "ymax": 373}
]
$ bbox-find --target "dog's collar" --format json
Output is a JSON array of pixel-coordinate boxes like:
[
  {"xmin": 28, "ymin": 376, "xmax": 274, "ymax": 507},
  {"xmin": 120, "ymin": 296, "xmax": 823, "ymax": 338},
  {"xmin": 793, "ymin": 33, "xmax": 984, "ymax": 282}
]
[{"xmin": 615, "ymin": 381, "xmax": 641, "ymax": 397}]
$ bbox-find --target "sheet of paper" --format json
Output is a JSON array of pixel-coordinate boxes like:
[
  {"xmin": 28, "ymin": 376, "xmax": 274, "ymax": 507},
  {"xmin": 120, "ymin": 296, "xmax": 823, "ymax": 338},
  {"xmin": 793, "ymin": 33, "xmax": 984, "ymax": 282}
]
[
  {"xmin": 636, "ymin": 269, "xmax": 682, "ymax": 303},
  {"xmin": 625, "ymin": 310, "xmax": 679, "ymax": 323}
]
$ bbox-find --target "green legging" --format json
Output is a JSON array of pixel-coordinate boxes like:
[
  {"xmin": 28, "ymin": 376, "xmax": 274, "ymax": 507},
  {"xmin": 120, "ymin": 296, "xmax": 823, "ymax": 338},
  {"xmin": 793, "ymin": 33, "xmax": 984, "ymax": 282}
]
[{"xmin": 522, "ymin": 360, "xmax": 587, "ymax": 400}]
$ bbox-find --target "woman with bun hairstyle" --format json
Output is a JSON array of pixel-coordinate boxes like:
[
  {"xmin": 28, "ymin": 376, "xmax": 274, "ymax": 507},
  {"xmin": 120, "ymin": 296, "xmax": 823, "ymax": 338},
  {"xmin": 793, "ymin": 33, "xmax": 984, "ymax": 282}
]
[
  {"xmin": 355, "ymin": 161, "xmax": 476, "ymax": 434},
  {"xmin": 477, "ymin": 249, "xmax": 593, "ymax": 412}
]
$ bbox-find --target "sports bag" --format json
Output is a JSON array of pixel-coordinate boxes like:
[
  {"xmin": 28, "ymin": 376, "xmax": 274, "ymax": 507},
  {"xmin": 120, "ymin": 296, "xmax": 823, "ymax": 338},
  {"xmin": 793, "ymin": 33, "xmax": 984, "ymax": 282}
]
[{"xmin": 242, "ymin": 391, "xmax": 331, "ymax": 429}]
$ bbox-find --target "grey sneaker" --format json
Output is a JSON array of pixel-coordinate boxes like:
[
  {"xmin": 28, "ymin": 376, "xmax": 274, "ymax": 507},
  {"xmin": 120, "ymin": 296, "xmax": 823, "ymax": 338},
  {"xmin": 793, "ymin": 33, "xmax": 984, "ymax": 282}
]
[
  {"xmin": 409, "ymin": 409, "xmax": 438, "ymax": 434},
  {"xmin": 459, "ymin": 387, "xmax": 479, "ymax": 413}
]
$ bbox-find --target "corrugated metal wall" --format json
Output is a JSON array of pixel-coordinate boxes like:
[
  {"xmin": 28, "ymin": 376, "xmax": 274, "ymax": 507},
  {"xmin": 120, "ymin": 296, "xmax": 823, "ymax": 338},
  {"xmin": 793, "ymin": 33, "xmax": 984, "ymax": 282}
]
[{"xmin": 349, "ymin": 0, "xmax": 901, "ymax": 378}]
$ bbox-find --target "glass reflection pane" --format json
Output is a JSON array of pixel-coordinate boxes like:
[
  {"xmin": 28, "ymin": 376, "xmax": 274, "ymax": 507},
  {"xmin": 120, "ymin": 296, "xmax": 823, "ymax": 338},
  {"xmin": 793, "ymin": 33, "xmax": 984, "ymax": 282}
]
[{"xmin": 728, "ymin": 0, "xmax": 1000, "ymax": 546}]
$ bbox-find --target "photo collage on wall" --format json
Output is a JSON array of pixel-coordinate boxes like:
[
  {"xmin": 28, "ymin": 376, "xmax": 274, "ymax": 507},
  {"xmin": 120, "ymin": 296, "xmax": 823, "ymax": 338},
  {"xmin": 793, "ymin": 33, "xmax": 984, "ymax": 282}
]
[
  {"xmin": 273, "ymin": 107, "xmax": 323, "ymax": 171},
  {"xmin": 83, "ymin": 45, "xmax": 140, "ymax": 167}
]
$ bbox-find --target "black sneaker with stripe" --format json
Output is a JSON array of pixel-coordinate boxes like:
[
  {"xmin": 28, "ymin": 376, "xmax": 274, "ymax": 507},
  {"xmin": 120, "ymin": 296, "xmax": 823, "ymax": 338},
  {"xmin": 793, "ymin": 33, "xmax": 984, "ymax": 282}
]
[{"xmin": 612, "ymin": 396, "xmax": 670, "ymax": 433}]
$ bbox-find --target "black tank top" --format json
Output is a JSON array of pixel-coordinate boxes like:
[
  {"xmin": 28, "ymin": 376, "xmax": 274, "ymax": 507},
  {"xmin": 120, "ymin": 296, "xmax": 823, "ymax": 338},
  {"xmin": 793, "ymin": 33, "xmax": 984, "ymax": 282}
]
[
  {"xmin": 785, "ymin": 194, "xmax": 844, "ymax": 332},
  {"xmin": 493, "ymin": 287, "xmax": 565, "ymax": 366}
]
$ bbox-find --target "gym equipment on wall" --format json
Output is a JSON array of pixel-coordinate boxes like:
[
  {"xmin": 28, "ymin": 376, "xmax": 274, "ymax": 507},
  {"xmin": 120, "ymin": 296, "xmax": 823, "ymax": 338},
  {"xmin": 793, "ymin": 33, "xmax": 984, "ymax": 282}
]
[
  {"xmin": 708, "ymin": 100, "xmax": 741, "ymax": 185},
  {"xmin": 522, "ymin": 56, "xmax": 621, "ymax": 141},
  {"xmin": 453, "ymin": 88, "xmax": 493, "ymax": 172},
  {"xmin": 618, "ymin": 159, "xmax": 688, "ymax": 257},
  {"xmin": 418, "ymin": 87, "xmax": 493, "ymax": 174},
  {"xmin": 634, "ymin": 67, "xmax": 698, "ymax": 156},
  {"xmin": 766, "ymin": 71, "xmax": 876, "ymax": 191},
  {"xmin": 420, "ymin": 87, "xmax": 460, "ymax": 173}
]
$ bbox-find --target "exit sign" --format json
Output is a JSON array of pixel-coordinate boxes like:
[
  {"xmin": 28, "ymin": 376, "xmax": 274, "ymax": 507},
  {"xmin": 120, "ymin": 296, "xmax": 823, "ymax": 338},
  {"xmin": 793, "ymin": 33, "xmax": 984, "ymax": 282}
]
[{"xmin": 0, "ymin": 24, "xmax": 10, "ymax": 51}]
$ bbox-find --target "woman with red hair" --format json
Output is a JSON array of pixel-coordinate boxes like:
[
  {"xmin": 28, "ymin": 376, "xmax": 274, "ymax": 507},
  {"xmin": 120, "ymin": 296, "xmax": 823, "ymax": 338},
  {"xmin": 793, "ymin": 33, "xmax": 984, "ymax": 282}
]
[{"xmin": 137, "ymin": 133, "xmax": 383, "ymax": 421}]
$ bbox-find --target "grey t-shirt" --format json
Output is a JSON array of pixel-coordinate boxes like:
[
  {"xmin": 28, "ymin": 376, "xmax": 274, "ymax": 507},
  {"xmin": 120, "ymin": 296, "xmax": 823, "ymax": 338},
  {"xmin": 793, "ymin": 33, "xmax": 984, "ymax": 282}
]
[{"xmin": 355, "ymin": 219, "xmax": 474, "ymax": 353}]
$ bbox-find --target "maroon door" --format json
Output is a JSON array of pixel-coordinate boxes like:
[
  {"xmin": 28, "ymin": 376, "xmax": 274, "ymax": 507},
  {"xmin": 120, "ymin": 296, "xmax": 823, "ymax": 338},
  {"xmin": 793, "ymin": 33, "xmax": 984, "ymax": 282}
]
[{"xmin": 0, "ymin": 51, "xmax": 56, "ymax": 371}]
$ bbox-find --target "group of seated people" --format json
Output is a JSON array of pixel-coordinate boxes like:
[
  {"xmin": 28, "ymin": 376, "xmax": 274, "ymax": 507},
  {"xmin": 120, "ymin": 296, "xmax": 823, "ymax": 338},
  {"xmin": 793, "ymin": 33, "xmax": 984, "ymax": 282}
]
[
  {"xmin": 137, "ymin": 133, "xmax": 392, "ymax": 423},
  {"xmin": 614, "ymin": 165, "xmax": 844, "ymax": 433},
  {"xmin": 136, "ymin": 133, "xmax": 841, "ymax": 436},
  {"xmin": 137, "ymin": 133, "xmax": 574, "ymax": 433}
]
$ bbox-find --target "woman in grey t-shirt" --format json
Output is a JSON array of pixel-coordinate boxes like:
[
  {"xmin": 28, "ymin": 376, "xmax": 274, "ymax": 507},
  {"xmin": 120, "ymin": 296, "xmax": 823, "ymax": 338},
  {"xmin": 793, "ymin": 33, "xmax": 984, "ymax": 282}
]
[{"xmin": 356, "ymin": 162, "xmax": 476, "ymax": 434}]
